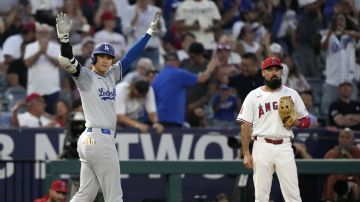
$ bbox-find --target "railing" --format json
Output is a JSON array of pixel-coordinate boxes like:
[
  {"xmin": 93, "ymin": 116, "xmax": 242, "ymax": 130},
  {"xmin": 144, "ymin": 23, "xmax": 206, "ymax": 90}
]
[{"xmin": 46, "ymin": 159, "xmax": 360, "ymax": 202}]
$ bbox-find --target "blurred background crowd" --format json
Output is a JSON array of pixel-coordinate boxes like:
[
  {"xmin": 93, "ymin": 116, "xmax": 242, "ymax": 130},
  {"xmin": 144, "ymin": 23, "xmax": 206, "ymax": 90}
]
[
  {"xmin": 0, "ymin": 1, "xmax": 359, "ymax": 201},
  {"xmin": 0, "ymin": 0, "xmax": 360, "ymax": 131}
]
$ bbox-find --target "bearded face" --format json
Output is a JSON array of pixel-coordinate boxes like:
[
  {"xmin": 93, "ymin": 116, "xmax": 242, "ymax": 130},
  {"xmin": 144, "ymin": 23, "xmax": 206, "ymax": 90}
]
[{"xmin": 264, "ymin": 75, "xmax": 282, "ymax": 90}]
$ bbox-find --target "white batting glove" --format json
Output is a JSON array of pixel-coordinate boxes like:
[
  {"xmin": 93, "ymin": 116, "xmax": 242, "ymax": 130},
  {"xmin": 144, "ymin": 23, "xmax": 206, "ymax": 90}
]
[
  {"xmin": 146, "ymin": 11, "xmax": 161, "ymax": 36},
  {"xmin": 56, "ymin": 13, "xmax": 73, "ymax": 43}
]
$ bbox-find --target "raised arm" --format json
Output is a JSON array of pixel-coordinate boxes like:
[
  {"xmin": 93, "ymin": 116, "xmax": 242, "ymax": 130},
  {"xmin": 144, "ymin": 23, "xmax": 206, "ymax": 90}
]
[
  {"xmin": 120, "ymin": 11, "xmax": 161, "ymax": 74},
  {"xmin": 56, "ymin": 13, "xmax": 81, "ymax": 77}
]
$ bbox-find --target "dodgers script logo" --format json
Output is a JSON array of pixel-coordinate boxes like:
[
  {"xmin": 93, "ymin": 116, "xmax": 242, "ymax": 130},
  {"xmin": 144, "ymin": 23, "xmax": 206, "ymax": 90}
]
[{"xmin": 98, "ymin": 88, "xmax": 116, "ymax": 101}]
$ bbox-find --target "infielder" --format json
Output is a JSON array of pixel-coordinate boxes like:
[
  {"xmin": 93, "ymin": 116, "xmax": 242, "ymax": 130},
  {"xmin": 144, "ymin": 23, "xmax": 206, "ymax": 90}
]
[
  {"xmin": 55, "ymin": 12, "xmax": 161, "ymax": 201},
  {"xmin": 237, "ymin": 57, "xmax": 310, "ymax": 201}
]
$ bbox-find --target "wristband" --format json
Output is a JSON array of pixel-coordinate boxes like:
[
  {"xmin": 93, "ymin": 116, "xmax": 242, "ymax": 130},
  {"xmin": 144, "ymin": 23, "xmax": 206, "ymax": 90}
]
[{"xmin": 146, "ymin": 28, "xmax": 155, "ymax": 36}]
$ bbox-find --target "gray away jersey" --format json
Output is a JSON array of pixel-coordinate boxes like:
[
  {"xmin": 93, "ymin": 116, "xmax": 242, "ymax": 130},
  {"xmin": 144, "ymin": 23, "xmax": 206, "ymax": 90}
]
[{"xmin": 71, "ymin": 64, "xmax": 122, "ymax": 130}]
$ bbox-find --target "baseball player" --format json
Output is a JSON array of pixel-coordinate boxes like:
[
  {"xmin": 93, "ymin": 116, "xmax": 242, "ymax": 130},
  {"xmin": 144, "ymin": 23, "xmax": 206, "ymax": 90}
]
[
  {"xmin": 237, "ymin": 57, "xmax": 310, "ymax": 201},
  {"xmin": 55, "ymin": 12, "xmax": 161, "ymax": 202}
]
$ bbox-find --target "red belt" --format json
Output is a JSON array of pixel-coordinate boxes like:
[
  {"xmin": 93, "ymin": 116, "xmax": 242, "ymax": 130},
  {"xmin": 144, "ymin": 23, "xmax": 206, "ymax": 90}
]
[{"xmin": 254, "ymin": 136, "xmax": 283, "ymax": 145}]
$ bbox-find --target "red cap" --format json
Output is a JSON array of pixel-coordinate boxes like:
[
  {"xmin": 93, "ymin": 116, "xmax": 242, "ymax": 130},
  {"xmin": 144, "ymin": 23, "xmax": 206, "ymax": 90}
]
[
  {"xmin": 22, "ymin": 22, "xmax": 36, "ymax": 32},
  {"xmin": 50, "ymin": 180, "xmax": 68, "ymax": 193},
  {"xmin": 101, "ymin": 11, "xmax": 116, "ymax": 21},
  {"xmin": 26, "ymin": 93, "xmax": 42, "ymax": 104},
  {"xmin": 261, "ymin": 57, "xmax": 283, "ymax": 70}
]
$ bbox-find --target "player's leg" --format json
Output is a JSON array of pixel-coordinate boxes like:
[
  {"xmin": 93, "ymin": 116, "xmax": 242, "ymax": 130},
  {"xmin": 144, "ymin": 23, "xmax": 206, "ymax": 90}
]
[
  {"xmin": 70, "ymin": 161, "xmax": 100, "ymax": 202},
  {"xmin": 274, "ymin": 143, "xmax": 302, "ymax": 202},
  {"xmin": 71, "ymin": 132, "xmax": 100, "ymax": 202},
  {"xmin": 91, "ymin": 134, "xmax": 123, "ymax": 202},
  {"xmin": 252, "ymin": 141, "xmax": 275, "ymax": 202}
]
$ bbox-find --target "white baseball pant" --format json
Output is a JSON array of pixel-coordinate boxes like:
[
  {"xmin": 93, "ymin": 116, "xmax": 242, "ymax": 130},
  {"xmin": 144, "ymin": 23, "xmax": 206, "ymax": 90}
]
[
  {"xmin": 252, "ymin": 138, "xmax": 302, "ymax": 202},
  {"xmin": 70, "ymin": 128, "xmax": 123, "ymax": 202}
]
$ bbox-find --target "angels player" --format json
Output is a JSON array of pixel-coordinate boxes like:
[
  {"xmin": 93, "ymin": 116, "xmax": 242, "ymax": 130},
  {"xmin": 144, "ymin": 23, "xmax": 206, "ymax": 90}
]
[{"xmin": 237, "ymin": 57, "xmax": 310, "ymax": 201}]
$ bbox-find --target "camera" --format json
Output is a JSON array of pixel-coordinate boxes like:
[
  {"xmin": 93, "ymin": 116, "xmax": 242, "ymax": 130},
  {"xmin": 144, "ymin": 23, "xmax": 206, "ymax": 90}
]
[
  {"xmin": 60, "ymin": 112, "xmax": 86, "ymax": 159},
  {"xmin": 227, "ymin": 136, "xmax": 242, "ymax": 149},
  {"xmin": 338, "ymin": 145, "xmax": 351, "ymax": 158}
]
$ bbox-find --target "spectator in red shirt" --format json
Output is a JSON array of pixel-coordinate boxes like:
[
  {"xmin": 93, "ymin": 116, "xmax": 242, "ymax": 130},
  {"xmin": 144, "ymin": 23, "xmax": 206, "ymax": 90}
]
[
  {"xmin": 322, "ymin": 128, "xmax": 360, "ymax": 202},
  {"xmin": 34, "ymin": 179, "xmax": 68, "ymax": 202}
]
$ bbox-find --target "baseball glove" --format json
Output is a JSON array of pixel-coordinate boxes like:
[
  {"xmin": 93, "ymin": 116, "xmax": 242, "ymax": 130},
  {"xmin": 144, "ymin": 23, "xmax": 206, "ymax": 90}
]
[{"xmin": 279, "ymin": 96, "xmax": 297, "ymax": 128}]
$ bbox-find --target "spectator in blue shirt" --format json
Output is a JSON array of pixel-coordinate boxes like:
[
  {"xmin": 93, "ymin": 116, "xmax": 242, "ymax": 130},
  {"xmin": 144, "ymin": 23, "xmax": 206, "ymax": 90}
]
[
  {"xmin": 211, "ymin": 84, "xmax": 239, "ymax": 128},
  {"xmin": 152, "ymin": 52, "xmax": 218, "ymax": 127}
]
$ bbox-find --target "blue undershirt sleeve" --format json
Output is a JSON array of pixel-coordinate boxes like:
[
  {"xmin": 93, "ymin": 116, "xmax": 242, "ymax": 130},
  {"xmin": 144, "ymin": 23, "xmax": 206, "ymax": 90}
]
[{"xmin": 119, "ymin": 33, "xmax": 151, "ymax": 75}]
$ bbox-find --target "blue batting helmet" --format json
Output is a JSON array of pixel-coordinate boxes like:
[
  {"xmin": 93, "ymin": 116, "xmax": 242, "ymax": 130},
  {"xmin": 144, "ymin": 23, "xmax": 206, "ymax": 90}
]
[{"xmin": 91, "ymin": 42, "xmax": 115, "ymax": 64}]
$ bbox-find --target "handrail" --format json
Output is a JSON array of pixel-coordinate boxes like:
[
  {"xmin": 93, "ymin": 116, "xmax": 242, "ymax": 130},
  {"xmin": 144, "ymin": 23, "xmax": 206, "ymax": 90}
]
[{"xmin": 46, "ymin": 159, "xmax": 360, "ymax": 202}]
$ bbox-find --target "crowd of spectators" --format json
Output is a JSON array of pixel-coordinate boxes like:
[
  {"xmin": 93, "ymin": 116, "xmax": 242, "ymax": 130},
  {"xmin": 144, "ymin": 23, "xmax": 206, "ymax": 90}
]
[
  {"xmin": 1, "ymin": 0, "xmax": 359, "ymax": 131},
  {"xmin": 0, "ymin": 0, "xmax": 357, "ymax": 130},
  {"xmin": 0, "ymin": 1, "xmax": 358, "ymax": 201}
]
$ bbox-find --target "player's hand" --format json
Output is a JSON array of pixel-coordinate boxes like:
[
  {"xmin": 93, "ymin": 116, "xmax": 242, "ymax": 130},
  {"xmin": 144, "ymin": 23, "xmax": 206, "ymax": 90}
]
[
  {"xmin": 243, "ymin": 153, "xmax": 254, "ymax": 169},
  {"xmin": 152, "ymin": 122, "xmax": 164, "ymax": 134},
  {"xmin": 147, "ymin": 10, "xmax": 161, "ymax": 35},
  {"xmin": 56, "ymin": 12, "xmax": 73, "ymax": 43}
]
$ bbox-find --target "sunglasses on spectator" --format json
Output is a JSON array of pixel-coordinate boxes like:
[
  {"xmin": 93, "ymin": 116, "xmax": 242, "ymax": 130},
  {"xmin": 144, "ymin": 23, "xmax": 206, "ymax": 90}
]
[{"xmin": 217, "ymin": 44, "xmax": 231, "ymax": 51}]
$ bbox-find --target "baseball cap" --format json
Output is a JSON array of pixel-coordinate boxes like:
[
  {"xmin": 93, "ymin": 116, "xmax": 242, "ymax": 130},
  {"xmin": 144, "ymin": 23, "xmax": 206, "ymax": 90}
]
[
  {"xmin": 22, "ymin": 22, "xmax": 36, "ymax": 32},
  {"xmin": 50, "ymin": 180, "xmax": 68, "ymax": 193},
  {"xmin": 338, "ymin": 79, "xmax": 352, "ymax": 87},
  {"xmin": 163, "ymin": 52, "xmax": 179, "ymax": 61},
  {"xmin": 26, "ymin": 93, "xmax": 42, "ymax": 104},
  {"xmin": 269, "ymin": 43, "xmax": 283, "ymax": 55},
  {"xmin": 261, "ymin": 57, "xmax": 283, "ymax": 70},
  {"xmin": 101, "ymin": 11, "xmax": 116, "ymax": 21}
]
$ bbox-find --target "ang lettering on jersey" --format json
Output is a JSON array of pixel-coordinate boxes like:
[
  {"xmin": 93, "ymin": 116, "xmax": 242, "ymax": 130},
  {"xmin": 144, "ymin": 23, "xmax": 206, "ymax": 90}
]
[
  {"xmin": 98, "ymin": 88, "xmax": 116, "ymax": 101},
  {"xmin": 258, "ymin": 101, "xmax": 278, "ymax": 118}
]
